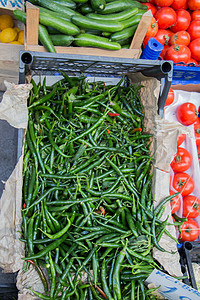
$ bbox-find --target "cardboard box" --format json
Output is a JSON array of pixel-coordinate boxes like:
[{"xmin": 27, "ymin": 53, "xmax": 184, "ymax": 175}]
[
  {"xmin": 0, "ymin": 8, "xmax": 24, "ymax": 91},
  {"xmin": 0, "ymin": 55, "xmax": 183, "ymax": 298},
  {"xmin": 0, "ymin": 0, "xmax": 23, "ymax": 11},
  {"xmin": 25, "ymin": 3, "xmax": 152, "ymax": 59}
]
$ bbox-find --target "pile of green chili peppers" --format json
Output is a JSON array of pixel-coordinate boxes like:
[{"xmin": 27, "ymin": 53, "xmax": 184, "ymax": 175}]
[{"xmin": 21, "ymin": 73, "xmax": 180, "ymax": 300}]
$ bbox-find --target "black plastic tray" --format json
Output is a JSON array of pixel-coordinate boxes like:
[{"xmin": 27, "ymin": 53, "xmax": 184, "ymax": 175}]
[
  {"xmin": 179, "ymin": 241, "xmax": 200, "ymax": 290},
  {"xmin": 19, "ymin": 51, "xmax": 173, "ymax": 117}
]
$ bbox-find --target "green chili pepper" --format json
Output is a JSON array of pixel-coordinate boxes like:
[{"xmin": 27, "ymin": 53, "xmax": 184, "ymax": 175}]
[{"xmin": 39, "ymin": 212, "xmax": 75, "ymax": 239}]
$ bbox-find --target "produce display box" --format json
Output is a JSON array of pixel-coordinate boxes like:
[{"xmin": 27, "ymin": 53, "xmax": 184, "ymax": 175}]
[
  {"xmin": 0, "ymin": 7, "xmax": 24, "ymax": 91},
  {"xmin": 24, "ymin": 3, "xmax": 152, "ymax": 59},
  {"xmin": 17, "ymin": 52, "xmax": 179, "ymax": 298},
  {"xmin": 179, "ymin": 242, "xmax": 200, "ymax": 290}
]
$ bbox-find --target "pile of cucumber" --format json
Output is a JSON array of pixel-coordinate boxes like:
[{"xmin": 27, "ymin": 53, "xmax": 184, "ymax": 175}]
[{"xmin": 13, "ymin": 0, "xmax": 147, "ymax": 52}]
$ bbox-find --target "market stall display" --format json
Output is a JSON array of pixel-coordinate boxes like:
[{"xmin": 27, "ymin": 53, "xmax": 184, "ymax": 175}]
[{"xmin": 0, "ymin": 0, "xmax": 200, "ymax": 297}]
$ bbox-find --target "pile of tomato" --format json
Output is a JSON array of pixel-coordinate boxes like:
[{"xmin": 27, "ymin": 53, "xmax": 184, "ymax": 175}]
[
  {"xmin": 164, "ymin": 89, "xmax": 200, "ymax": 242},
  {"xmin": 143, "ymin": 0, "xmax": 200, "ymax": 64}
]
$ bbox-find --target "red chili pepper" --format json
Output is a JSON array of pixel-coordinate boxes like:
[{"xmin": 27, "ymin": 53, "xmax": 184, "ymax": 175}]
[
  {"xmin": 95, "ymin": 285, "xmax": 108, "ymax": 299},
  {"xmin": 132, "ymin": 128, "xmax": 142, "ymax": 133},
  {"xmin": 23, "ymin": 203, "xmax": 26, "ymax": 209},
  {"xmin": 108, "ymin": 112, "xmax": 120, "ymax": 117},
  {"xmin": 100, "ymin": 206, "xmax": 106, "ymax": 216},
  {"xmin": 106, "ymin": 129, "xmax": 110, "ymax": 134},
  {"xmin": 26, "ymin": 259, "xmax": 35, "ymax": 265}
]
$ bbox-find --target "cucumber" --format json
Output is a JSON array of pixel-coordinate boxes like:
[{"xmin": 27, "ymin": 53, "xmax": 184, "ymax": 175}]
[
  {"xmin": 74, "ymin": 33, "xmax": 121, "ymax": 50},
  {"xmin": 36, "ymin": 5, "xmax": 71, "ymax": 21},
  {"xmin": 110, "ymin": 24, "xmax": 137, "ymax": 41},
  {"xmin": 29, "ymin": 0, "xmax": 77, "ymax": 9},
  {"xmin": 39, "ymin": 11, "xmax": 80, "ymax": 35},
  {"xmin": 52, "ymin": 0, "xmax": 76, "ymax": 9},
  {"xmin": 71, "ymin": 14, "xmax": 124, "ymax": 32},
  {"xmin": 79, "ymin": 3, "xmax": 94, "ymax": 14},
  {"xmin": 50, "ymin": 34, "xmax": 74, "ymax": 46},
  {"xmin": 13, "ymin": 9, "xmax": 26, "ymax": 24},
  {"xmin": 87, "ymin": 7, "xmax": 138, "ymax": 21},
  {"xmin": 30, "ymin": 0, "xmax": 81, "ymax": 18},
  {"xmin": 13, "ymin": 10, "xmax": 56, "ymax": 53},
  {"xmin": 90, "ymin": 0, "xmax": 106, "ymax": 11},
  {"xmin": 121, "ymin": 13, "xmax": 142, "ymax": 29},
  {"xmin": 39, "ymin": 24, "xmax": 57, "ymax": 53},
  {"xmin": 101, "ymin": 0, "xmax": 147, "ymax": 14}
]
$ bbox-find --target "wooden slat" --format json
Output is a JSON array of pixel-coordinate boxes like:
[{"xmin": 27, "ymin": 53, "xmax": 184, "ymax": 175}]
[
  {"xmin": 26, "ymin": 45, "xmax": 141, "ymax": 59},
  {"xmin": 130, "ymin": 10, "xmax": 152, "ymax": 50},
  {"xmin": 26, "ymin": 2, "xmax": 39, "ymax": 46}
]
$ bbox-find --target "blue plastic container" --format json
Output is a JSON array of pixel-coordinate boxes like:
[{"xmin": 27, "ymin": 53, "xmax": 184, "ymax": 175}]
[
  {"xmin": 172, "ymin": 63, "xmax": 200, "ymax": 85},
  {"xmin": 140, "ymin": 38, "xmax": 164, "ymax": 60}
]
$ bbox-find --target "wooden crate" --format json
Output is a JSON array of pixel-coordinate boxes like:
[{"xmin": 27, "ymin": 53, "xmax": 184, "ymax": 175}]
[
  {"xmin": 25, "ymin": 3, "xmax": 152, "ymax": 59},
  {"xmin": 0, "ymin": 8, "xmax": 24, "ymax": 91}
]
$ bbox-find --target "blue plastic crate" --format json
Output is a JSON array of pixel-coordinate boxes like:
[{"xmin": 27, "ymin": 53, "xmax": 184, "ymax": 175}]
[{"xmin": 172, "ymin": 63, "xmax": 200, "ymax": 85}]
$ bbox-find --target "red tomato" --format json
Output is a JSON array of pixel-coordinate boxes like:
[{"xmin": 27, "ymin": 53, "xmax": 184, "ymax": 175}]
[
  {"xmin": 171, "ymin": 0, "xmax": 187, "ymax": 10},
  {"xmin": 155, "ymin": 29, "xmax": 172, "ymax": 45},
  {"xmin": 187, "ymin": 57, "xmax": 198, "ymax": 65},
  {"xmin": 176, "ymin": 102, "xmax": 198, "ymax": 126},
  {"xmin": 194, "ymin": 124, "xmax": 200, "ymax": 145},
  {"xmin": 142, "ymin": 3, "xmax": 157, "ymax": 17},
  {"xmin": 177, "ymin": 134, "xmax": 186, "ymax": 146},
  {"xmin": 165, "ymin": 88, "xmax": 174, "ymax": 106},
  {"xmin": 179, "ymin": 219, "xmax": 199, "ymax": 242},
  {"xmin": 197, "ymin": 145, "xmax": 200, "ymax": 165},
  {"xmin": 155, "ymin": 7, "xmax": 176, "ymax": 29},
  {"xmin": 145, "ymin": 17, "xmax": 159, "ymax": 38},
  {"xmin": 187, "ymin": 21, "xmax": 200, "ymax": 40},
  {"xmin": 170, "ymin": 190, "xmax": 181, "ymax": 214},
  {"xmin": 165, "ymin": 45, "xmax": 191, "ymax": 64},
  {"xmin": 149, "ymin": 0, "xmax": 155, "ymax": 3},
  {"xmin": 171, "ymin": 9, "xmax": 191, "ymax": 32},
  {"xmin": 161, "ymin": 45, "xmax": 170, "ymax": 58},
  {"xmin": 170, "ymin": 31, "xmax": 190, "ymax": 46},
  {"xmin": 191, "ymin": 10, "xmax": 200, "ymax": 20},
  {"xmin": 155, "ymin": 0, "xmax": 174, "ymax": 6},
  {"xmin": 170, "ymin": 147, "xmax": 192, "ymax": 172},
  {"xmin": 172, "ymin": 172, "xmax": 194, "ymax": 196},
  {"xmin": 183, "ymin": 195, "xmax": 200, "ymax": 218},
  {"xmin": 189, "ymin": 38, "xmax": 200, "ymax": 61},
  {"xmin": 188, "ymin": 0, "xmax": 200, "ymax": 11}
]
